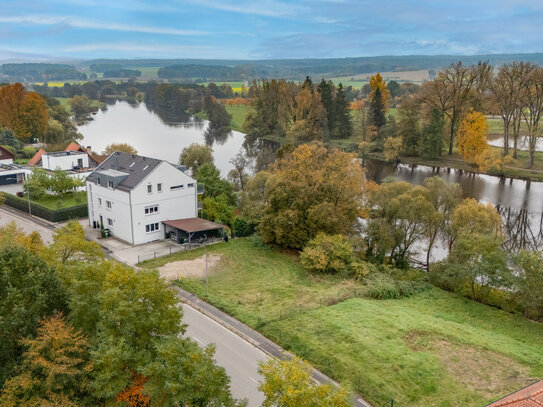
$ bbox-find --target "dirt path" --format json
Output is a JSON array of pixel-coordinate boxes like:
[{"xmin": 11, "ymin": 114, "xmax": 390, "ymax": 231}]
[{"xmin": 158, "ymin": 254, "xmax": 222, "ymax": 282}]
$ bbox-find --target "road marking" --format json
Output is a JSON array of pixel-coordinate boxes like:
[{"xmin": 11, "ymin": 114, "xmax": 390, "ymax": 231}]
[
  {"xmin": 192, "ymin": 336, "xmax": 204, "ymax": 345},
  {"xmin": 249, "ymin": 376, "xmax": 258, "ymax": 384}
]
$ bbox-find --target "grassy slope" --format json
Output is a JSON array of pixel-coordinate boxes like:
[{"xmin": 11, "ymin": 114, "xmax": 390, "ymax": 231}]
[
  {"xmin": 225, "ymin": 105, "xmax": 252, "ymax": 132},
  {"xmin": 141, "ymin": 238, "xmax": 543, "ymax": 407}
]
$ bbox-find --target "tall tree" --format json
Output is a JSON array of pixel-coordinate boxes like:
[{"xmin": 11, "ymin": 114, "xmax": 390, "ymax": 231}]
[
  {"xmin": 397, "ymin": 96, "xmax": 421, "ymax": 154},
  {"xmin": 422, "ymin": 61, "xmax": 490, "ymax": 155},
  {"xmin": 287, "ymin": 86, "xmax": 328, "ymax": 142},
  {"xmin": 260, "ymin": 144, "xmax": 365, "ymax": 249},
  {"xmin": 332, "ymin": 83, "xmax": 352, "ymax": 139},
  {"xmin": 317, "ymin": 79, "xmax": 335, "ymax": 135},
  {"xmin": 419, "ymin": 107, "xmax": 444, "ymax": 158},
  {"xmin": 457, "ymin": 110, "xmax": 490, "ymax": 167},
  {"xmin": 520, "ymin": 66, "xmax": 543, "ymax": 167},
  {"xmin": 179, "ymin": 143, "xmax": 214, "ymax": 176},
  {"xmin": 368, "ymin": 87, "xmax": 386, "ymax": 130}
]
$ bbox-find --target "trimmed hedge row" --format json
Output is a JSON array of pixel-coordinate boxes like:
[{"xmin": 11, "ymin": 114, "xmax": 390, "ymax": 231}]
[{"xmin": 3, "ymin": 193, "xmax": 88, "ymax": 222}]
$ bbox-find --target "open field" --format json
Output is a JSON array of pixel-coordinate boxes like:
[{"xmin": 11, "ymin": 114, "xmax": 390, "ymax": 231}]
[
  {"xmin": 132, "ymin": 66, "xmax": 160, "ymax": 78},
  {"xmin": 141, "ymin": 238, "xmax": 543, "ymax": 407},
  {"xmin": 225, "ymin": 104, "xmax": 252, "ymax": 132},
  {"xmin": 330, "ymin": 70, "xmax": 430, "ymax": 88},
  {"xmin": 55, "ymin": 97, "xmax": 106, "ymax": 114}
]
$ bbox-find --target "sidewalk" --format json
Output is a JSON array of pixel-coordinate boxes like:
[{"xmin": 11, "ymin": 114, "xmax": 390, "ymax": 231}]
[{"xmin": 172, "ymin": 285, "xmax": 373, "ymax": 407}]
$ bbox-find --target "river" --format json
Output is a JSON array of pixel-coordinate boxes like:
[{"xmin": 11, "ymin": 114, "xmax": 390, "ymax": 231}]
[{"xmin": 78, "ymin": 101, "xmax": 543, "ymax": 251}]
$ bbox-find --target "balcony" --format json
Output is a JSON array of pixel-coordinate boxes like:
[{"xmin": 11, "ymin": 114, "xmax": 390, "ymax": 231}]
[{"xmin": 197, "ymin": 185, "xmax": 205, "ymax": 195}]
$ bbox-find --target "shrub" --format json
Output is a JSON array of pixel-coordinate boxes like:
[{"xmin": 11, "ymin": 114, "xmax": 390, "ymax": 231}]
[
  {"xmin": 232, "ymin": 217, "xmax": 256, "ymax": 237},
  {"xmin": 364, "ymin": 272, "xmax": 429, "ymax": 300},
  {"xmin": 300, "ymin": 233, "xmax": 354, "ymax": 274},
  {"xmin": 22, "ymin": 146, "xmax": 36, "ymax": 158}
]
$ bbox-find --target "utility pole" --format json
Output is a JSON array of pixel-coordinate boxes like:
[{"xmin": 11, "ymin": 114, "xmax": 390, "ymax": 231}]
[
  {"xmin": 25, "ymin": 174, "xmax": 32, "ymax": 217},
  {"xmin": 205, "ymin": 242, "xmax": 208, "ymax": 296}
]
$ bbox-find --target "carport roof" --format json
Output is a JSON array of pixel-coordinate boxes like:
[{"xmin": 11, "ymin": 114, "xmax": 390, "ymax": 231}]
[{"xmin": 162, "ymin": 218, "xmax": 223, "ymax": 233}]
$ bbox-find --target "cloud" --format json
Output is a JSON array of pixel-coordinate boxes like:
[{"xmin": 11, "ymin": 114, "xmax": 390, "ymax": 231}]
[
  {"xmin": 183, "ymin": 0, "xmax": 305, "ymax": 18},
  {"xmin": 0, "ymin": 15, "xmax": 208, "ymax": 36}
]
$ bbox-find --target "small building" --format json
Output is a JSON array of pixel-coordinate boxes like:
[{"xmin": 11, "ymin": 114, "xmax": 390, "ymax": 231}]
[
  {"xmin": 486, "ymin": 380, "xmax": 543, "ymax": 406},
  {"xmin": 86, "ymin": 151, "xmax": 209, "ymax": 245},
  {"xmin": 28, "ymin": 142, "xmax": 104, "ymax": 168},
  {"xmin": 0, "ymin": 146, "xmax": 14, "ymax": 165},
  {"xmin": 163, "ymin": 218, "xmax": 224, "ymax": 244},
  {"xmin": 42, "ymin": 151, "xmax": 89, "ymax": 171}
]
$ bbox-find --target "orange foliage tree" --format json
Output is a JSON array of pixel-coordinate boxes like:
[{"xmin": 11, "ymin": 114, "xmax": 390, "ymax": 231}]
[
  {"xmin": 368, "ymin": 73, "xmax": 391, "ymax": 108},
  {"xmin": 457, "ymin": 110, "xmax": 490, "ymax": 167},
  {"xmin": 115, "ymin": 373, "xmax": 151, "ymax": 407},
  {"xmin": 0, "ymin": 83, "xmax": 48, "ymax": 141}
]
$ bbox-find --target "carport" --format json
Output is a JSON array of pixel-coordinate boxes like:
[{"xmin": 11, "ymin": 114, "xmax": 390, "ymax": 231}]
[{"xmin": 162, "ymin": 218, "xmax": 224, "ymax": 244}]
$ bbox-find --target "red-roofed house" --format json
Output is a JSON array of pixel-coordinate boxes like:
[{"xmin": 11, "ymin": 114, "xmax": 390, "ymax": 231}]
[
  {"xmin": 486, "ymin": 380, "xmax": 543, "ymax": 407},
  {"xmin": 27, "ymin": 142, "xmax": 105, "ymax": 168}
]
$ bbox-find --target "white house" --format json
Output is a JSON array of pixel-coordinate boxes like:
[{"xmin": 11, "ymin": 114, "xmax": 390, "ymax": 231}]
[
  {"xmin": 86, "ymin": 151, "xmax": 218, "ymax": 245},
  {"xmin": 42, "ymin": 151, "xmax": 89, "ymax": 171}
]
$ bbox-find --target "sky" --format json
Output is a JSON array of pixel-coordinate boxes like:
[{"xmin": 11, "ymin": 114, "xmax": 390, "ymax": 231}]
[{"xmin": 1, "ymin": 0, "xmax": 543, "ymax": 61}]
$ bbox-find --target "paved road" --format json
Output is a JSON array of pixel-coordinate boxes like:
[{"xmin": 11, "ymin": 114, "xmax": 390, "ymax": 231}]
[
  {"xmin": 181, "ymin": 303, "xmax": 267, "ymax": 406},
  {"xmin": 0, "ymin": 206, "xmax": 55, "ymax": 243}
]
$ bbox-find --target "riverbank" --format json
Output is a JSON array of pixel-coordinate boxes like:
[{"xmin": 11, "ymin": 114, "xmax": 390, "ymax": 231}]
[{"xmin": 140, "ymin": 238, "xmax": 543, "ymax": 407}]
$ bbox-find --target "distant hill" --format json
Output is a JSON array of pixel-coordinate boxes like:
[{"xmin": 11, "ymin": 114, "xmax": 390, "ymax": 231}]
[
  {"xmin": 0, "ymin": 63, "xmax": 87, "ymax": 82},
  {"xmin": 82, "ymin": 53, "xmax": 543, "ymax": 80}
]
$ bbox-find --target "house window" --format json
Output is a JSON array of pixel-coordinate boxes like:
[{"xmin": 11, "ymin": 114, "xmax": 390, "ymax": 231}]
[
  {"xmin": 157, "ymin": 183, "xmax": 162, "ymax": 192},
  {"xmin": 108, "ymin": 180, "xmax": 114, "ymax": 188},
  {"xmin": 187, "ymin": 183, "xmax": 194, "ymax": 188},
  {"xmin": 97, "ymin": 178, "xmax": 101, "ymax": 185},
  {"xmin": 145, "ymin": 222, "xmax": 160, "ymax": 233},
  {"xmin": 147, "ymin": 184, "xmax": 152, "ymax": 194},
  {"xmin": 106, "ymin": 200, "xmax": 112, "ymax": 209},
  {"xmin": 144, "ymin": 205, "xmax": 159, "ymax": 215},
  {"xmin": 98, "ymin": 198, "xmax": 102, "ymax": 206},
  {"xmin": 170, "ymin": 184, "xmax": 184, "ymax": 190},
  {"xmin": 107, "ymin": 218, "xmax": 113, "ymax": 226}
]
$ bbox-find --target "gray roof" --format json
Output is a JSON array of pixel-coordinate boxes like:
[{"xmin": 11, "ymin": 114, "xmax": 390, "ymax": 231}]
[{"xmin": 87, "ymin": 151, "xmax": 163, "ymax": 191}]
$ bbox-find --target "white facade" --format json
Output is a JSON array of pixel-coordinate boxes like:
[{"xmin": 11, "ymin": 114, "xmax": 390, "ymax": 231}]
[
  {"xmin": 42, "ymin": 151, "xmax": 89, "ymax": 171},
  {"xmin": 0, "ymin": 158, "xmax": 13, "ymax": 165},
  {"xmin": 86, "ymin": 160, "xmax": 198, "ymax": 245}
]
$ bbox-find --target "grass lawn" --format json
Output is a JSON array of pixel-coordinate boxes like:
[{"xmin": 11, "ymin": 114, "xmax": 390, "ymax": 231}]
[
  {"xmin": 13, "ymin": 158, "xmax": 28, "ymax": 165},
  {"xmin": 132, "ymin": 67, "xmax": 160, "ymax": 78},
  {"xmin": 225, "ymin": 105, "xmax": 252, "ymax": 132},
  {"xmin": 141, "ymin": 238, "xmax": 543, "ymax": 407},
  {"xmin": 55, "ymin": 97, "xmax": 105, "ymax": 114},
  {"xmin": 29, "ymin": 191, "xmax": 86, "ymax": 209}
]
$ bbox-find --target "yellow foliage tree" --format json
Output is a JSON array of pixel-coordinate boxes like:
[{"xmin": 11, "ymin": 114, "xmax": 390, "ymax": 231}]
[
  {"xmin": 258, "ymin": 357, "xmax": 351, "ymax": 407},
  {"xmin": 457, "ymin": 110, "xmax": 490, "ymax": 166},
  {"xmin": 383, "ymin": 136, "xmax": 402, "ymax": 162},
  {"xmin": 368, "ymin": 73, "xmax": 391, "ymax": 108},
  {"xmin": 476, "ymin": 148, "xmax": 517, "ymax": 174}
]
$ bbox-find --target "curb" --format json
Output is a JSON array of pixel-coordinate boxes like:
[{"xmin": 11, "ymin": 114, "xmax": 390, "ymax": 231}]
[{"xmin": 171, "ymin": 285, "xmax": 373, "ymax": 407}]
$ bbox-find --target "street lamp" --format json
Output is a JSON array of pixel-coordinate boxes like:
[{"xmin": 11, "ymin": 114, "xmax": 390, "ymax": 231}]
[{"xmin": 25, "ymin": 174, "xmax": 32, "ymax": 217}]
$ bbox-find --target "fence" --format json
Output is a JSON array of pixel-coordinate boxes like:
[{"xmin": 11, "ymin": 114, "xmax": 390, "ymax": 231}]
[
  {"xmin": 136, "ymin": 236, "xmax": 223, "ymax": 264},
  {"xmin": 3, "ymin": 193, "xmax": 88, "ymax": 222}
]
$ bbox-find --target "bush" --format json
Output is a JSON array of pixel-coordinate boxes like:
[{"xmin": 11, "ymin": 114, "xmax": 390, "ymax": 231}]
[
  {"xmin": 246, "ymin": 233, "xmax": 270, "ymax": 250},
  {"xmin": 22, "ymin": 146, "xmax": 36, "ymax": 158},
  {"xmin": 364, "ymin": 272, "xmax": 429, "ymax": 300},
  {"xmin": 232, "ymin": 217, "xmax": 256, "ymax": 237},
  {"xmin": 300, "ymin": 233, "xmax": 355, "ymax": 274}
]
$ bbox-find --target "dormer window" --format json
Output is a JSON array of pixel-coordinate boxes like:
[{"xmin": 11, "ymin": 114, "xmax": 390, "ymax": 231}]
[
  {"xmin": 108, "ymin": 180, "xmax": 114, "ymax": 188},
  {"xmin": 147, "ymin": 184, "xmax": 152, "ymax": 194}
]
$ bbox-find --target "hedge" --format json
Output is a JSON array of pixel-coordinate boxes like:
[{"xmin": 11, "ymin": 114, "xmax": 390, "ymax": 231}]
[{"xmin": 3, "ymin": 193, "xmax": 88, "ymax": 222}]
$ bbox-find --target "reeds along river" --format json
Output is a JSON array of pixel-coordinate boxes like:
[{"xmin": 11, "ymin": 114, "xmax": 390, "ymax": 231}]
[{"xmin": 78, "ymin": 101, "xmax": 543, "ymax": 251}]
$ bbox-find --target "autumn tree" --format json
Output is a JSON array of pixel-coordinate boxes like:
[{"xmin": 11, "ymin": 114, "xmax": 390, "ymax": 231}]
[
  {"xmin": 0, "ymin": 245, "xmax": 68, "ymax": 384},
  {"xmin": 457, "ymin": 110, "xmax": 490, "ymax": 167},
  {"xmin": 383, "ymin": 137, "xmax": 402, "ymax": 163},
  {"xmin": 368, "ymin": 73, "xmax": 391, "ymax": 108},
  {"xmin": 300, "ymin": 233, "xmax": 356, "ymax": 274},
  {"xmin": 104, "ymin": 143, "xmax": 138, "ymax": 155},
  {"xmin": 0, "ymin": 314, "xmax": 93, "ymax": 407},
  {"xmin": 422, "ymin": 61, "xmax": 490, "ymax": 155},
  {"xmin": 179, "ymin": 142, "xmax": 214, "ymax": 176},
  {"xmin": 367, "ymin": 86, "xmax": 386, "ymax": 130},
  {"xmin": 260, "ymin": 144, "xmax": 364, "ymax": 249},
  {"xmin": 238, "ymin": 171, "xmax": 272, "ymax": 226},
  {"xmin": 520, "ymin": 66, "xmax": 543, "ymax": 167},
  {"xmin": 286, "ymin": 86, "xmax": 327, "ymax": 142},
  {"xmin": 449, "ymin": 198, "xmax": 502, "ymax": 248},
  {"xmin": 0, "ymin": 83, "xmax": 48, "ymax": 141},
  {"xmin": 258, "ymin": 357, "xmax": 351, "ymax": 407}
]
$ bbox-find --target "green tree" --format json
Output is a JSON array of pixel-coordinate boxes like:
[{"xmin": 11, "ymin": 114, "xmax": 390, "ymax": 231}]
[
  {"xmin": 383, "ymin": 136, "xmax": 402, "ymax": 162},
  {"xmin": 332, "ymin": 83, "xmax": 352, "ymax": 139},
  {"xmin": 397, "ymin": 96, "xmax": 421, "ymax": 154},
  {"xmin": 144, "ymin": 337, "xmax": 245, "ymax": 407},
  {"xmin": 23, "ymin": 167, "xmax": 50, "ymax": 199},
  {"xmin": 104, "ymin": 143, "xmax": 138, "ymax": 155},
  {"xmin": 419, "ymin": 107, "xmax": 444, "ymax": 158},
  {"xmin": 0, "ymin": 314, "xmax": 92, "ymax": 407},
  {"xmin": 0, "ymin": 245, "xmax": 68, "ymax": 384},
  {"xmin": 227, "ymin": 149, "xmax": 250, "ymax": 191},
  {"xmin": 317, "ymin": 79, "xmax": 335, "ymax": 135},
  {"xmin": 300, "ymin": 233, "xmax": 355, "ymax": 274},
  {"xmin": 442, "ymin": 234, "xmax": 510, "ymax": 303},
  {"xmin": 69, "ymin": 95, "xmax": 94, "ymax": 116},
  {"xmin": 196, "ymin": 162, "xmax": 236, "ymax": 205},
  {"xmin": 450, "ymin": 198, "xmax": 502, "ymax": 248},
  {"xmin": 368, "ymin": 87, "xmax": 386, "ymax": 130},
  {"xmin": 513, "ymin": 250, "xmax": 543, "ymax": 320},
  {"xmin": 259, "ymin": 357, "xmax": 351, "ymax": 407},
  {"xmin": 179, "ymin": 143, "xmax": 214, "ymax": 176},
  {"xmin": 49, "ymin": 168, "xmax": 79, "ymax": 195},
  {"xmin": 260, "ymin": 144, "xmax": 365, "ymax": 249}
]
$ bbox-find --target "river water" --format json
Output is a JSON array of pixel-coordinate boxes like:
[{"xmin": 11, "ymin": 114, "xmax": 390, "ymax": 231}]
[{"xmin": 78, "ymin": 101, "xmax": 543, "ymax": 251}]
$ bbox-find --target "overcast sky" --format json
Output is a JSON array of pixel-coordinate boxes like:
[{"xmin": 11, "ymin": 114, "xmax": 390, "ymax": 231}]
[{"xmin": 1, "ymin": 0, "xmax": 542, "ymax": 60}]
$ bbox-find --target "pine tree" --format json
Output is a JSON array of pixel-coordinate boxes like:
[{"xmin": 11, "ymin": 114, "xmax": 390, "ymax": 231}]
[
  {"xmin": 420, "ymin": 107, "xmax": 444, "ymax": 158},
  {"xmin": 333, "ymin": 83, "xmax": 352, "ymax": 139},
  {"xmin": 317, "ymin": 79, "xmax": 335, "ymax": 133},
  {"xmin": 368, "ymin": 87, "xmax": 386, "ymax": 130}
]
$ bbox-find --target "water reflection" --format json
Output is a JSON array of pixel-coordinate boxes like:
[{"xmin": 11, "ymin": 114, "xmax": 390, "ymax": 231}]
[{"xmin": 366, "ymin": 160, "xmax": 543, "ymax": 251}]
